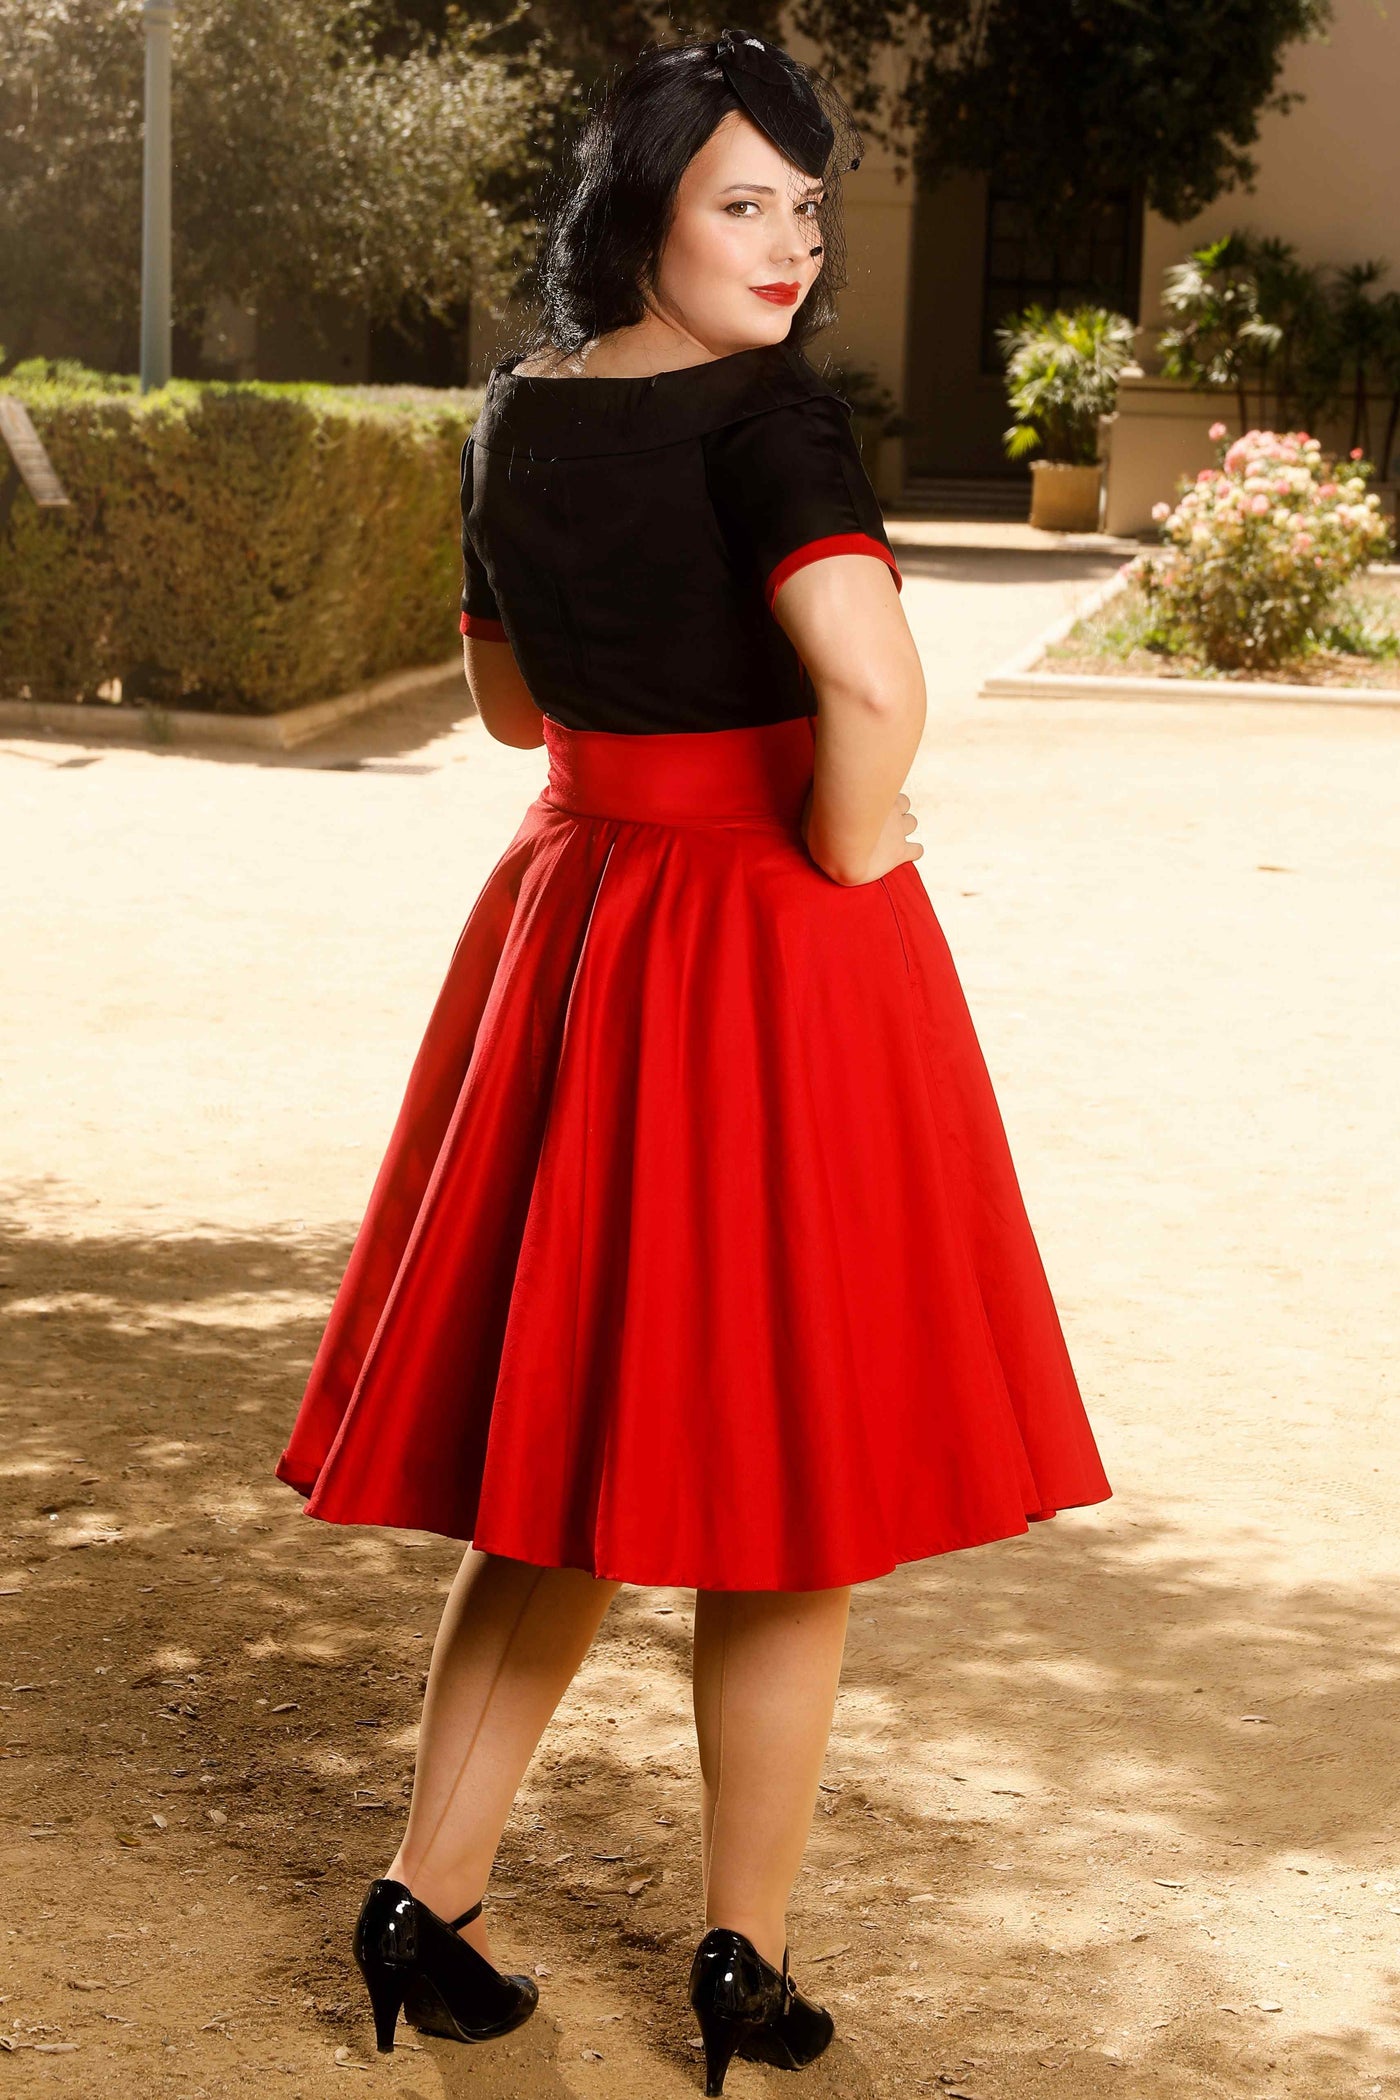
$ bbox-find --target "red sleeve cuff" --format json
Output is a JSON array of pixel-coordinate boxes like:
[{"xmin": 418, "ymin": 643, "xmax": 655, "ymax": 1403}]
[
  {"xmin": 764, "ymin": 533, "xmax": 903, "ymax": 612},
  {"xmin": 460, "ymin": 610, "xmax": 507, "ymax": 642}
]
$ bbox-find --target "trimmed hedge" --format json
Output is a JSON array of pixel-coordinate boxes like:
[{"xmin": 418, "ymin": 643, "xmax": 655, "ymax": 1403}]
[{"xmin": 0, "ymin": 362, "xmax": 483, "ymax": 714}]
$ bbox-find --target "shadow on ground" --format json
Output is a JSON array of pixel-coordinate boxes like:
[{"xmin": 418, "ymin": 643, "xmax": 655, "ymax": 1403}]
[{"xmin": 1, "ymin": 1205, "xmax": 1394, "ymax": 2097}]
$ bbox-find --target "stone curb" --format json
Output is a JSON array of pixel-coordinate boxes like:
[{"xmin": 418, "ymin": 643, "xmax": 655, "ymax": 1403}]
[
  {"xmin": 980, "ymin": 564, "xmax": 1400, "ymax": 710},
  {"xmin": 0, "ymin": 656, "xmax": 463, "ymax": 752}
]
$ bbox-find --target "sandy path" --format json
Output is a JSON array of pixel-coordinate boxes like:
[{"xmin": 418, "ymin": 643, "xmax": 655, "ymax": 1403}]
[{"xmin": 2, "ymin": 543, "xmax": 1397, "ymax": 2099}]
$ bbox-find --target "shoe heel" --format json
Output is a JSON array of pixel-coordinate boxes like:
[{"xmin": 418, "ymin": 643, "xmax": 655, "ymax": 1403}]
[
  {"xmin": 696, "ymin": 2004, "xmax": 753, "ymax": 2097},
  {"xmin": 361, "ymin": 1960, "xmax": 405, "ymax": 2053}
]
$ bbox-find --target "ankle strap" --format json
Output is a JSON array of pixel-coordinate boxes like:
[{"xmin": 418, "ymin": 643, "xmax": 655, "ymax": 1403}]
[{"xmin": 446, "ymin": 1897, "xmax": 483, "ymax": 1929}]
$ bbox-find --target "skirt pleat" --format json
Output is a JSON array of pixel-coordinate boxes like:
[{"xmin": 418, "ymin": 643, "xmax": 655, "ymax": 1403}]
[{"xmin": 274, "ymin": 713, "xmax": 1111, "ymax": 1588}]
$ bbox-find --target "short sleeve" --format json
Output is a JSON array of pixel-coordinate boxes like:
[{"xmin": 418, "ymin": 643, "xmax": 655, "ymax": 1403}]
[
  {"xmin": 702, "ymin": 395, "xmax": 903, "ymax": 612},
  {"xmin": 458, "ymin": 435, "xmax": 507, "ymax": 641}
]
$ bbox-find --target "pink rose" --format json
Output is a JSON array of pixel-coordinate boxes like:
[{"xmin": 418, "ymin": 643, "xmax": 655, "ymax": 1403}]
[
  {"xmin": 1208, "ymin": 421, "xmax": 1228, "ymax": 441},
  {"xmin": 1319, "ymin": 483, "xmax": 1338, "ymax": 498},
  {"xmin": 1350, "ymin": 447, "xmax": 1364, "ymax": 459},
  {"xmin": 1151, "ymin": 501, "xmax": 1171, "ymax": 521},
  {"xmin": 1196, "ymin": 468, "xmax": 1216, "ymax": 483},
  {"xmin": 1250, "ymin": 493, "xmax": 1270, "ymax": 514}
]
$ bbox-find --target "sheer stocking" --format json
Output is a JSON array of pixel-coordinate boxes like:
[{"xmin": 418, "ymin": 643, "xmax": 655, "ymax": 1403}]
[
  {"xmin": 691, "ymin": 1585, "xmax": 852, "ymax": 1968},
  {"xmin": 384, "ymin": 1548, "xmax": 621, "ymax": 1961}
]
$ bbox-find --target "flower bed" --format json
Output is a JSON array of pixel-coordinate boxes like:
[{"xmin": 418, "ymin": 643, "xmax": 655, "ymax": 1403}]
[
  {"xmin": 1045, "ymin": 572, "xmax": 1400, "ymax": 690},
  {"xmin": 1126, "ymin": 424, "xmax": 1393, "ymax": 673}
]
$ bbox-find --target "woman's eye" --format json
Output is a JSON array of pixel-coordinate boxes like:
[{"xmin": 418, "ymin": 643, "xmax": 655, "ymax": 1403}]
[{"xmin": 723, "ymin": 196, "xmax": 820, "ymax": 220}]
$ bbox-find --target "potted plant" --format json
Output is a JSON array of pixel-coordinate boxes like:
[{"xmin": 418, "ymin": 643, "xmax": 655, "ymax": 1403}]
[{"xmin": 998, "ymin": 304, "xmax": 1136, "ymax": 530}]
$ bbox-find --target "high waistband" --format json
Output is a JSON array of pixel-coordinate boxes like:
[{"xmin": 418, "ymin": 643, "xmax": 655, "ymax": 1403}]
[{"xmin": 540, "ymin": 714, "xmax": 816, "ymax": 826}]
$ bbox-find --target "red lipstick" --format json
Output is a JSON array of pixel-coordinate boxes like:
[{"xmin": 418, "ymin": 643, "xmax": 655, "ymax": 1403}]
[{"xmin": 751, "ymin": 282, "xmax": 801, "ymax": 306}]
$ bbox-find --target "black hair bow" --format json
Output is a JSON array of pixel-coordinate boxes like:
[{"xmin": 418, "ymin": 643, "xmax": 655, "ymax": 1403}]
[{"xmin": 713, "ymin": 27, "xmax": 855, "ymax": 179}]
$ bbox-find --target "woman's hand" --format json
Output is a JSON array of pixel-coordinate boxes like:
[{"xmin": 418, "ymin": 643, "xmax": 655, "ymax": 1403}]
[{"xmin": 800, "ymin": 782, "xmax": 922, "ymax": 884}]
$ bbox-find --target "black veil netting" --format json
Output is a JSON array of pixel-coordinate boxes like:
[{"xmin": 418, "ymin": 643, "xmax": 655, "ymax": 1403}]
[{"xmin": 712, "ymin": 27, "xmax": 864, "ymax": 313}]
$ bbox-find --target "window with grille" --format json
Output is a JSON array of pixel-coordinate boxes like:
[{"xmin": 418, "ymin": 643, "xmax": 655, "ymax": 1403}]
[{"xmin": 980, "ymin": 190, "xmax": 1142, "ymax": 372}]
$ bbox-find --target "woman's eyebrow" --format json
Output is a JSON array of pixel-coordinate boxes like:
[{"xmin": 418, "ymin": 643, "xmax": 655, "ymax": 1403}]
[{"xmin": 717, "ymin": 181, "xmax": 824, "ymax": 198}]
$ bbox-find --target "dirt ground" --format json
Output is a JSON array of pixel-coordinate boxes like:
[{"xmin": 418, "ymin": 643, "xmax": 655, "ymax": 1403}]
[{"xmin": 2, "ymin": 540, "xmax": 1398, "ymax": 2100}]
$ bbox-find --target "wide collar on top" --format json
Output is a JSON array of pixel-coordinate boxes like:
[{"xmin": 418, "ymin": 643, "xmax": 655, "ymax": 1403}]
[{"xmin": 471, "ymin": 336, "xmax": 846, "ymax": 460}]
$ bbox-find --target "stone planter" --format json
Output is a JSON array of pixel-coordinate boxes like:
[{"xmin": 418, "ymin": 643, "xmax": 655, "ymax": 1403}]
[{"xmin": 1029, "ymin": 460, "xmax": 1104, "ymax": 533}]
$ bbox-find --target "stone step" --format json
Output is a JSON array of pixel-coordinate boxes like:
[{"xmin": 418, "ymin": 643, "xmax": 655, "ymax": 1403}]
[{"xmin": 899, "ymin": 475, "xmax": 1031, "ymax": 521}]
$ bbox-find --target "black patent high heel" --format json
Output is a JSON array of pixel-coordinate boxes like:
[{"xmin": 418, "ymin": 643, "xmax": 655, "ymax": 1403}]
[
  {"xmin": 688, "ymin": 1925, "xmax": 835, "ymax": 2095},
  {"xmin": 351, "ymin": 1877, "xmax": 539, "ymax": 2053}
]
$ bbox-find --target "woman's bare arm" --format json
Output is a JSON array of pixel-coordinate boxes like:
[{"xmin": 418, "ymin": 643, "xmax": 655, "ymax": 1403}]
[
  {"xmin": 772, "ymin": 554, "xmax": 926, "ymax": 886},
  {"xmin": 462, "ymin": 636, "xmax": 547, "ymax": 749}
]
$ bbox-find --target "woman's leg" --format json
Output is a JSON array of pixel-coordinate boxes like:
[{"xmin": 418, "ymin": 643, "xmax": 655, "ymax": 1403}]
[
  {"xmin": 383, "ymin": 1547, "xmax": 621, "ymax": 1962},
  {"xmin": 691, "ymin": 1585, "xmax": 852, "ymax": 1969}
]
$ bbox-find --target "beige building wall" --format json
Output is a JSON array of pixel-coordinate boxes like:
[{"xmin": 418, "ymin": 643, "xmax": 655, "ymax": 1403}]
[{"xmin": 1139, "ymin": 0, "xmax": 1400, "ymax": 332}]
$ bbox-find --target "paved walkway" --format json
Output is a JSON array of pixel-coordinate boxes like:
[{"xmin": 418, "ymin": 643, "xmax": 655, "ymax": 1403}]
[{"xmin": 2, "ymin": 546, "xmax": 1396, "ymax": 2098}]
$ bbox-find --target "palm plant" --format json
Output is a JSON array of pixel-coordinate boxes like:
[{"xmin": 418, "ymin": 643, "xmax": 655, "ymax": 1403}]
[
  {"xmin": 997, "ymin": 304, "xmax": 1137, "ymax": 465},
  {"xmin": 1250, "ymin": 237, "xmax": 1332, "ymax": 428},
  {"xmin": 1374, "ymin": 291, "xmax": 1400, "ymax": 483},
  {"xmin": 1331, "ymin": 261, "xmax": 1389, "ymax": 456},
  {"xmin": 1158, "ymin": 234, "xmax": 1284, "ymax": 429}
]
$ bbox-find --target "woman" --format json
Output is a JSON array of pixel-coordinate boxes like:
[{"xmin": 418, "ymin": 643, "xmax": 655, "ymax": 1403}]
[{"xmin": 274, "ymin": 28, "xmax": 1112, "ymax": 2096}]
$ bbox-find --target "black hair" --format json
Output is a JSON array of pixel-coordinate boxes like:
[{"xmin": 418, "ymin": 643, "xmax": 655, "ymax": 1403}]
[{"xmin": 522, "ymin": 37, "xmax": 858, "ymax": 361}]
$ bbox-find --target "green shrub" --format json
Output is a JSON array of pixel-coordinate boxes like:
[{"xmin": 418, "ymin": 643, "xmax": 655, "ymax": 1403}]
[{"xmin": 0, "ymin": 365, "xmax": 483, "ymax": 713}]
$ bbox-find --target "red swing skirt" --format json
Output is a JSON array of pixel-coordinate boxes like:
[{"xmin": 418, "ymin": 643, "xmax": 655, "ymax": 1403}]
[{"xmin": 274, "ymin": 712, "xmax": 1112, "ymax": 1589}]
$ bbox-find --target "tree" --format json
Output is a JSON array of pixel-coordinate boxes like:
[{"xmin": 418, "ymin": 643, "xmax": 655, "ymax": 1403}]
[
  {"xmin": 0, "ymin": 0, "xmax": 568, "ymax": 374},
  {"xmin": 792, "ymin": 0, "xmax": 1332, "ymax": 231}
]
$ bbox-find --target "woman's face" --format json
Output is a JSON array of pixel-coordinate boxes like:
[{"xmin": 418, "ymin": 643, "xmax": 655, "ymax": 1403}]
[{"xmin": 649, "ymin": 110, "xmax": 825, "ymax": 354}]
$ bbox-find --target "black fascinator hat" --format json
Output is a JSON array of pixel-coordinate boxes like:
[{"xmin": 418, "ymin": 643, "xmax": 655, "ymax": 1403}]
[{"xmin": 713, "ymin": 27, "xmax": 860, "ymax": 179}]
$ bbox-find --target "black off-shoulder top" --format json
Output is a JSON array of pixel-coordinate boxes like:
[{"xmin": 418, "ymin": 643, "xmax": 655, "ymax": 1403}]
[{"xmin": 458, "ymin": 337, "xmax": 902, "ymax": 736}]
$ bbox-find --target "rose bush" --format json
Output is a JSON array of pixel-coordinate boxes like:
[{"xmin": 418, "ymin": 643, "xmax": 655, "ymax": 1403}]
[{"xmin": 1129, "ymin": 426, "xmax": 1392, "ymax": 671}]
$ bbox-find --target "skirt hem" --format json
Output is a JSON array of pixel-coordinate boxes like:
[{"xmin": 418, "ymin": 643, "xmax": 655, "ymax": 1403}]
[{"xmin": 272, "ymin": 1458, "xmax": 1112, "ymax": 1591}]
